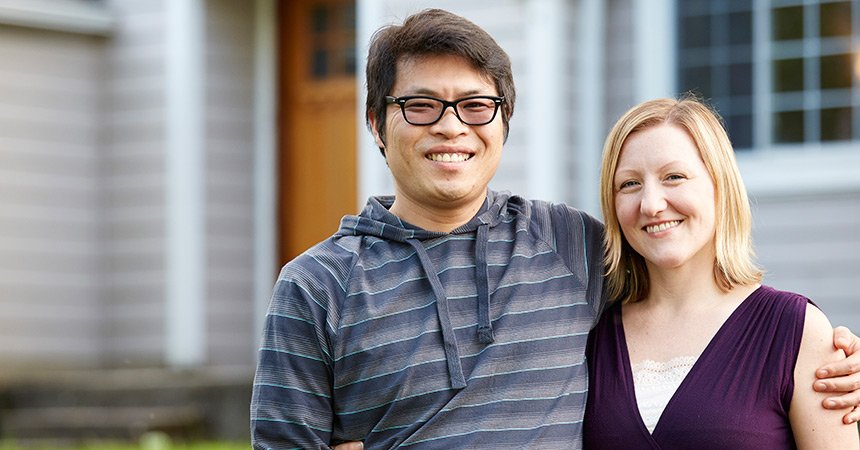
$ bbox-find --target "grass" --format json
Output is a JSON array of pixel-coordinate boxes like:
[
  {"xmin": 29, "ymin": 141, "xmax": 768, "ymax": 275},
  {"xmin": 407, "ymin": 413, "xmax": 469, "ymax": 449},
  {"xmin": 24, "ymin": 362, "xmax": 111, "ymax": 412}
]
[{"xmin": 0, "ymin": 445, "xmax": 249, "ymax": 450}]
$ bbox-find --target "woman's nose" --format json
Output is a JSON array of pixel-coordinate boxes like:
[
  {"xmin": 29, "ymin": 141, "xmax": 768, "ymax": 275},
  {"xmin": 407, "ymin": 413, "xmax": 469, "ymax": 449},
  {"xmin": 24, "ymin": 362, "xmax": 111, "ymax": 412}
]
[{"xmin": 639, "ymin": 184, "xmax": 667, "ymax": 217}]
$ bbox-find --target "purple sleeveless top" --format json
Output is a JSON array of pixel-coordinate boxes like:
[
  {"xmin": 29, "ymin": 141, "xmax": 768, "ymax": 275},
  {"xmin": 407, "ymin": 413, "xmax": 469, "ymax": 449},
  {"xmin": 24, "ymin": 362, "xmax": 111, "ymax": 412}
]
[{"xmin": 583, "ymin": 285, "xmax": 807, "ymax": 449}]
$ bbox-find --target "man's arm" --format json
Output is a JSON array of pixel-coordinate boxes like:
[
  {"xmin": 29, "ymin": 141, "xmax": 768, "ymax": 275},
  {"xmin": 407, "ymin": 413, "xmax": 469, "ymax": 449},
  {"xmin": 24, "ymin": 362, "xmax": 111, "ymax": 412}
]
[
  {"xmin": 251, "ymin": 274, "xmax": 336, "ymax": 449},
  {"xmin": 815, "ymin": 326, "xmax": 860, "ymax": 424}
]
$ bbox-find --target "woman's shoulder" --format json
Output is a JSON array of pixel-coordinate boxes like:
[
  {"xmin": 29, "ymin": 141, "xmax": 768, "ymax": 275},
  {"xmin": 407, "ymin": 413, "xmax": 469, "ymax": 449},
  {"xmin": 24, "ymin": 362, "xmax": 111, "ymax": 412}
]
[{"xmin": 754, "ymin": 284, "xmax": 808, "ymax": 302}]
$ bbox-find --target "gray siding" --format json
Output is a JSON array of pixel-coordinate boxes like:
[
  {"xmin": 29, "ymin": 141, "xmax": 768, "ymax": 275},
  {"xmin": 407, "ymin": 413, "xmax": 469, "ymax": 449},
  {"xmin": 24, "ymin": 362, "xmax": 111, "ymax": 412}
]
[
  {"xmin": 604, "ymin": 0, "xmax": 635, "ymax": 125},
  {"xmin": 752, "ymin": 192, "xmax": 860, "ymax": 333},
  {"xmin": 205, "ymin": 0, "xmax": 256, "ymax": 366},
  {"xmin": 0, "ymin": 25, "xmax": 104, "ymax": 366},
  {"xmin": 0, "ymin": 0, "xmax": 263, "ymax": 369},
  {"xmin": 102, "ymin": 0, "xmax": 167, "ymax": 366}
]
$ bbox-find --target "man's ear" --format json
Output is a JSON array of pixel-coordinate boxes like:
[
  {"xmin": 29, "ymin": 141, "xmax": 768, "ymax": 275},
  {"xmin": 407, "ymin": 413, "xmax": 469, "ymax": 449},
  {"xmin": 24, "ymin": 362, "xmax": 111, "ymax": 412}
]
[{"xmin": 368, "ymin": 111, "xmax": 386, "ymax": 150}]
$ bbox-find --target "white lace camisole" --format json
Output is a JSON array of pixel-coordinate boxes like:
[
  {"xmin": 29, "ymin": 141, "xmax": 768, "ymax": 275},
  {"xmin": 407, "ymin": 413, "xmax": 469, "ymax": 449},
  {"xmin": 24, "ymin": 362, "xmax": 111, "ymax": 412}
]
[{"xmin": 631, "ymin": 356, "xmax": 698, "ymax": 433}]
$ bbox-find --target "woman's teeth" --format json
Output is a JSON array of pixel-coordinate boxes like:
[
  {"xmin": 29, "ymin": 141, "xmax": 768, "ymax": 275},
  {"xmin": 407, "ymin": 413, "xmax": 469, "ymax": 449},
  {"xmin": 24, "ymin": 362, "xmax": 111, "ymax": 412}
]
[{"xmin": 645, "ymin": 220, "xmax": 681, "ymax": 233}]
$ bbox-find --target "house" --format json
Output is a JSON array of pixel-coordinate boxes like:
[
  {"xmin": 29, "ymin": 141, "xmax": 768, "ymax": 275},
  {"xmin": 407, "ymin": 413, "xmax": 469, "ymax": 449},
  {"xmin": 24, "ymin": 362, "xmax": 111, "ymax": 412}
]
[{"xmin": 0, "ymin": 0, "xmax": 857, "ymax": 441}]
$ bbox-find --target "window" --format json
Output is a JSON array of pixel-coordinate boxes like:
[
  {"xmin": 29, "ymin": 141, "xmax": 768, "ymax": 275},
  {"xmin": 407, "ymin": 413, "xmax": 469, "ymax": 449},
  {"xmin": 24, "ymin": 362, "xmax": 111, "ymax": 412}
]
[
  {"xmin": 677, "ymin": 0, "xmax": 859, "ymax": 149},
  {"xmin": 678, "ymin": 1, "xmax": 755, "ymax": 148},
  {"xmin": 309, "ymin": 2, "xmax": 356, "ymax": 79}
]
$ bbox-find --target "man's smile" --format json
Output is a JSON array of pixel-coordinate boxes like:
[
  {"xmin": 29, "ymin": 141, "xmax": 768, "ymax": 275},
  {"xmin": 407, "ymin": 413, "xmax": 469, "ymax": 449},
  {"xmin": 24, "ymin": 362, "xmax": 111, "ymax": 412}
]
[{"xmin": 426, "ymin": 152, "xmax": 474, "ymax": 162}]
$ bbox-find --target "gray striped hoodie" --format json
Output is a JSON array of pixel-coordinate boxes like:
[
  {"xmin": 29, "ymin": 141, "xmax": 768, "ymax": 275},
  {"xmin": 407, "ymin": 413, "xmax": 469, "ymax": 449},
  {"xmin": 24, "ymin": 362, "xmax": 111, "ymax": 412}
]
[{"xmin": 251, "ymin": 189, "xmax": 605, "ymax": 449}]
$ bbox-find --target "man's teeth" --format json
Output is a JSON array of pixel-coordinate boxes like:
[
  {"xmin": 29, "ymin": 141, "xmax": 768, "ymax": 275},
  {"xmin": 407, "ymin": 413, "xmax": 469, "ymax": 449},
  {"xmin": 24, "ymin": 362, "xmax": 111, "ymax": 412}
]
[
  {"xmin": 427, "ymin": 153, "xmax": 471, "ymax": 162},
  {"xmin": 646, "ymin": 220, "xmax": 681, "ymax": 233}
]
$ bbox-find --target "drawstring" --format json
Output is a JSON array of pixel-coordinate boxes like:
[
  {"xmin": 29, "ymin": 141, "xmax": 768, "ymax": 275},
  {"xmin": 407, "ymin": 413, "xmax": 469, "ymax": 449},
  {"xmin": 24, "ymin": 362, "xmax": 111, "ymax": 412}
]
[
  {"xmin": 403, "ymin": 222, "xmax": 494, "ymax": 389},
  {"xmin": 406, "ymin": 239, "xmax": 467, "ymax": 390},
  {"xmin": 475, "ymin": 223, "xmax": 494, "ymax": 344}
]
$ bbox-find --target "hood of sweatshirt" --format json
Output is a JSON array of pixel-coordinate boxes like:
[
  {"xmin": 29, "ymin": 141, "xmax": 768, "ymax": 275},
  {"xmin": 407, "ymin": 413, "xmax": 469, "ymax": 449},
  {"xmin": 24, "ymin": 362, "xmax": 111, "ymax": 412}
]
[{"xmin": 335, "ymin": 190, "xmax": 511, "ymax": 389}]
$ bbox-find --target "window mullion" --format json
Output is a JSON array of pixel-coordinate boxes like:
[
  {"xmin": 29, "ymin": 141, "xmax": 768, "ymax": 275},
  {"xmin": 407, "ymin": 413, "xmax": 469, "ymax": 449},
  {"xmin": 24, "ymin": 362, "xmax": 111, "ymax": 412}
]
[
  {"xmin": 754, "ymin": 0, "xmax": 772, "ymax": 149},
  {"xmin": 804, "ymin": 0, "xmax": 821, "ymax": 145}
]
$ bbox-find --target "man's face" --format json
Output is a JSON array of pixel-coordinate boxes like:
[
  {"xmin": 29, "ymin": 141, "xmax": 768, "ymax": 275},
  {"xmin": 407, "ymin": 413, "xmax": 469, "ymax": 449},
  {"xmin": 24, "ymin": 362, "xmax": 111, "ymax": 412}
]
[{"xmin": 371, "ymin": 54, "xmax": 505, "ymax": 219}]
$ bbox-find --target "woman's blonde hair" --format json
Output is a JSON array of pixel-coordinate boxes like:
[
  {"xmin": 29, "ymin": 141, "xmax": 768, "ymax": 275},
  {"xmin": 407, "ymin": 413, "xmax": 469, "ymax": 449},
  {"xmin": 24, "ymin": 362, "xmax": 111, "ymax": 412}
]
[{"xmin": 600, "ymin": 96, "xmax": 762, "ymax": 304}]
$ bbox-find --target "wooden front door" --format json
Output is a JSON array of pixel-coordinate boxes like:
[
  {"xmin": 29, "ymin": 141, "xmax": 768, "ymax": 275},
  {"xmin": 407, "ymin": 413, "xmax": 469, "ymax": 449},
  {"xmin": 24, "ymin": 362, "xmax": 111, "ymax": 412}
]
[{"xmin": 278, "ymin": 0, "xmax": 358, "ymax": 264}]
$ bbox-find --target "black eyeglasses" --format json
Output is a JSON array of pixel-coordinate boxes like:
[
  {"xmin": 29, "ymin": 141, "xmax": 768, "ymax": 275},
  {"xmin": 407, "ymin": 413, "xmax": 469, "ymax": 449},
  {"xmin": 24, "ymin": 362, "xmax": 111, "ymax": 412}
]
[{"xmin": 385, "ymin": 95, "xmax": 505, "ymax": 126}]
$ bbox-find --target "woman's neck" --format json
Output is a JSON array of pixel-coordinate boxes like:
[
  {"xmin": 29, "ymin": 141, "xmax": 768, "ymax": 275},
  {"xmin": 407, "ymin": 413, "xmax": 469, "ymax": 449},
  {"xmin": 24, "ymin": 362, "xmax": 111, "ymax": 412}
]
[{"xmin": 643, "ymin": 260, "xmax": 724, "ymax": 310}]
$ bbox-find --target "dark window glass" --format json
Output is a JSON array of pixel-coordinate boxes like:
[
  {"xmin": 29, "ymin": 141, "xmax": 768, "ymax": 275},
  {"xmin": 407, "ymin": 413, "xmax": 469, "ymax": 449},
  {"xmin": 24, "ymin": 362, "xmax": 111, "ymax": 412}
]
[
  {"xmin": 727, "ymin": 113, "xmax": 754, "ymax": 149},
  {"xmin": 678, "ymin": 0, "xmax": 710, "ymax": 15},
  {"xmin": 729, "ymin": 62, "xmax": 753, "ymax": 96},
  {"xmin": 821, "ymin": 107, "xmax": 852, "ymax": 141},
  {"xmin": 729, "ymin": 0, "xmax": 752, "ymax": 11},
  {"xmin": 773, "ymin": 58, "xmax": 804, "ymax": 92},
  {"xmin": 728, "ymin": 11, "xmax": 752, "ymax": 45},
  {"xmin": 820, "ymin": 2, "xmax": 851, "ymax": 37},
  {"xmin": 681, "ymin": 15, "xmax": 712, "ymax": 48},
  {"xmin": 342, "ymin": 3, "xmax": 356, "ymax": 31},
  {"xmin": 772, "ymin": 6, "xmax": 804, "ymax": 40},
  {"xmin": 312, "ymin": 6, "xmax": 328, "ymax": 33},
  {"xmin": 312, "ymin": 50, "xmax": 328, "ymax": 78},
  {"xmin": 681, "ymin": 66, "xmax": 713, "ymax": 99},
  {"xmin": 344, "ymin": 46, "xmax": 356, "ymax": 75},
  {"xmin": 309, "ymin": 2, "xmax": 356, "ymax": 79},
  {"xmin": 820, "ymin": 54, "xmax": 853, "ymax": 89},
  {"xmin": 774, "ymin": 110, "xmax": 805, "ymax": 143}
]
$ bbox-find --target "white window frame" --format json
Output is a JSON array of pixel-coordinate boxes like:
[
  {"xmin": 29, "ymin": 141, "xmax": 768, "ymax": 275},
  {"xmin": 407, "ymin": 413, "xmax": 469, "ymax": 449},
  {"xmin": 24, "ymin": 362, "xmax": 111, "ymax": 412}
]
[{"xmin": 0, "ymin": 0, "xmax": 113, "ymax": 35}]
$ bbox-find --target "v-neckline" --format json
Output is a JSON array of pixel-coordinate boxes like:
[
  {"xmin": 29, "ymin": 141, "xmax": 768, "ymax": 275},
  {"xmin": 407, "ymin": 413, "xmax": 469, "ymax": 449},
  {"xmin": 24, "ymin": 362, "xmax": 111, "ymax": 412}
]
[{"xmin": 616, "ymin": 285, "xmax": 763, "ymax": 441}]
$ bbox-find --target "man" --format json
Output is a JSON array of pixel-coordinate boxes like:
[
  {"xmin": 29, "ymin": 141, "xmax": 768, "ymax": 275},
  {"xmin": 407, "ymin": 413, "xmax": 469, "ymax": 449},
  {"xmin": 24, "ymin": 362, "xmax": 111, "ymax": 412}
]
[{"xmin": 251, "ymin": 9, "xmax": 860, "ymax": 449}]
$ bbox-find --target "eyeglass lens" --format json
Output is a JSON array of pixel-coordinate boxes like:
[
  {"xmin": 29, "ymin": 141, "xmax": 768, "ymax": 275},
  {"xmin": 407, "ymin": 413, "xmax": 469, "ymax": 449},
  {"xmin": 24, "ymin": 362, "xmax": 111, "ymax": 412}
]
[{"xmin": 402, "ymin": 97, "xmax": 498, "ymax": 125}]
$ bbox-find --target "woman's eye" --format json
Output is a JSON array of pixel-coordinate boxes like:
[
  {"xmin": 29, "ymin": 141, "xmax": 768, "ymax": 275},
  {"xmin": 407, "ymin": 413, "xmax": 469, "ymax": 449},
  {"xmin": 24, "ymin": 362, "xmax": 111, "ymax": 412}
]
[
  {"xmin": 666, "ymin": 174, "xmax": 685, "ymax": 181},
  {"xmin": 619, "ymin": 180, "xmax": 638, "ymax": 189}
]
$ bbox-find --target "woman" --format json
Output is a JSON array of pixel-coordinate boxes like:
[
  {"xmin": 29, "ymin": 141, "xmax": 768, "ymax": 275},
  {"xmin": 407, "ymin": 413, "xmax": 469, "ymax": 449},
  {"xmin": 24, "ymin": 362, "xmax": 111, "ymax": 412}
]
[{"xmin": 583, "ymin": 97, "xmax": 859, "ymax": 449}]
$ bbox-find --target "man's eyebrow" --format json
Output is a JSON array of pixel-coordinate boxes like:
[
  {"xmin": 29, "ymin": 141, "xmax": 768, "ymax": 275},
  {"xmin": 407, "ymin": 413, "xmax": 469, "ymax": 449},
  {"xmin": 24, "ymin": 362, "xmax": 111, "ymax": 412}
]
[{"xmin": 403, "ymin": 88, "xmax": 486, "ymax": 97}]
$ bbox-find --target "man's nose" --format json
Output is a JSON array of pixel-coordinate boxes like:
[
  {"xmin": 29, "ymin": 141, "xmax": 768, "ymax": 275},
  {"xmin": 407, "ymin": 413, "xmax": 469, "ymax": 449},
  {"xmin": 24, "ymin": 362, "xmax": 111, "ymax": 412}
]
[{"xmin": 429, "ymin": 106, "xmax": 469, "ymax": 136}]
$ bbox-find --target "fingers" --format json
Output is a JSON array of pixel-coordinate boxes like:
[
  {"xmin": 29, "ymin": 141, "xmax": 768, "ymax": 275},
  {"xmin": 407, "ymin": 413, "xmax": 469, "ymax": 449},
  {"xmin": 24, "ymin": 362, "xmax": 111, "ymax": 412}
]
[
  {"xmin": 814, "ymin": 370, "xmax": 860, "ymax": 393},
  {"xmin": 816, "ymin": 350, "xmax": 860, "ymax": 379},
  {"xmin": 819, "ymin": 387, "xmax": 860, "ymax": 423},
  {"xmin": 331, "ymin": 442, "xmax": 364, "ymax": 450},
  {"xmin": 833, "ymin": 326, "xmax": 860, "ymax": 355},
  {"xmin": 843, "ymin": 406, "xmax": 860, "ymax": 425}
]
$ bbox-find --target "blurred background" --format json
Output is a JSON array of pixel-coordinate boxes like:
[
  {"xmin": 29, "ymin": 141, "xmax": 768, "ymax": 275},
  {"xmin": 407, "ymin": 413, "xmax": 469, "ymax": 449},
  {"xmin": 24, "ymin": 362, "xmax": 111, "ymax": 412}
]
[{"xmin": 0, "ymin": 0, "xmax": 858, "ymax": 445}]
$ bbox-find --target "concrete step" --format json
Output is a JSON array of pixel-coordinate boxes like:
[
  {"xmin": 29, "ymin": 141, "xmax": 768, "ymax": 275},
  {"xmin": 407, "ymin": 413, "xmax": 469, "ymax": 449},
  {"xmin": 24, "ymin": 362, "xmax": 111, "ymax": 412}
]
[
  {"xmin": 0, "ymin": 366, "xmax": 253, "ymax": 442},
  {"xmin": 2, "ymin": 405, "xmax": 204, "ymax": 440}
]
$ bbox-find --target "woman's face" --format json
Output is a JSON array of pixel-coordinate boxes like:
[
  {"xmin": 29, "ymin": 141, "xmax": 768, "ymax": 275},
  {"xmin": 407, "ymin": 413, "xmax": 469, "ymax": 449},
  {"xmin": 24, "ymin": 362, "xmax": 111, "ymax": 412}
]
[{"xmin": 613, "ymin": 123, "xmax": 717, "ymax": 273}]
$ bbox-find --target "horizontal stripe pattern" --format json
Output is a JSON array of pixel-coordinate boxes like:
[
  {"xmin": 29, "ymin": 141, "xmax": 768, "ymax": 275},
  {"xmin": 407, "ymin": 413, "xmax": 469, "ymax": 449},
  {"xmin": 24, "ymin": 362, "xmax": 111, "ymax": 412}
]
[{"xmin": 251, "ymin": 191, "xmax": 604, "ymax": 449}]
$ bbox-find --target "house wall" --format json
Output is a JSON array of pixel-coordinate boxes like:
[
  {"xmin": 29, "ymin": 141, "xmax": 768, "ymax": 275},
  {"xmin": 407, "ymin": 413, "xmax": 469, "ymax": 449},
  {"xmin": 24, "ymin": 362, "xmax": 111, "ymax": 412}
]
[
  {"xmin": 0, "ymin": 23, "xmax": 105, "ymax": 368},
  {"xmin": 102, "ymin": 0, "xmax": 168, "ymax": 366},
  {"xmin": 604, "ymin": 0, "xmax": 635, "ymax": 124},
  {"xmin": 752, "ymin": 192, "xmax": 860, "ymax": 331},
  {"xmin": 204, "ymin": 0, "xmax": 256, "ymax": 366},
  {"xmin": 103, "ymin": 0, "xmax": 258, "ymax": 367},
  {"xmin": 0, "ymin": 0, "xmax": 260, "ymax": 370}
]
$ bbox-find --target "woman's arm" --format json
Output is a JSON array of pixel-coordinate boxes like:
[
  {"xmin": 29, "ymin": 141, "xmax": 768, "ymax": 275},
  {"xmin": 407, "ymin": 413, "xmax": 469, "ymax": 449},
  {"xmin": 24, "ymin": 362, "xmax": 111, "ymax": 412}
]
[
  {"xmin": 790, "ymin": 304, "xmax": 860, "ymax": 449},
  {"xmin": 815, "ymin": 326, "xmax": 860, "ymax": 424}
]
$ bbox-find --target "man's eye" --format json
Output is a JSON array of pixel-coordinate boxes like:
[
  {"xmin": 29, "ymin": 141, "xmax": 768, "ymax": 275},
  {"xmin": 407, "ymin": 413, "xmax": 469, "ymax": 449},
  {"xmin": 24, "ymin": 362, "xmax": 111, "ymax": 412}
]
[
  {"xmin": 462, "ymin": 101, "xmax": 491, "ymax": 110},
  {"xmin": 406, "ymin": 103, "xmax": 435, "ymax": 110}
]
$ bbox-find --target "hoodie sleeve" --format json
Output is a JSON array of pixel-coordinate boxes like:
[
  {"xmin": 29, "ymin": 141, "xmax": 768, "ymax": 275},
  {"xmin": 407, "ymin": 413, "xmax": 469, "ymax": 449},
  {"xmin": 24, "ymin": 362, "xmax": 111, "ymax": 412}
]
[
  {"xmin": 551, "ymin": 205, "xmax": 606, "ymax": 325},
  {"xmin": 250, "ymin": 252, "xmax": 341, "ymax": 449}
]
